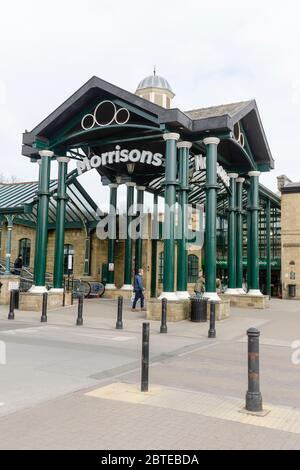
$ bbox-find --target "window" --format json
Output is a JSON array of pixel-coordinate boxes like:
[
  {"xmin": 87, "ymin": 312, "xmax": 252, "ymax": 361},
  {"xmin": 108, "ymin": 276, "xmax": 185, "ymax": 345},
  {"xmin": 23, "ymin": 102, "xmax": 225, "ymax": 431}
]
[
  {"xmin": 188, "ymin": 254, "xmax": 199, "ymax": 283},
  {"xmin": 64, "ymin": 244, "xmax": 74, "ymax": 275},
  {"xmin": 19, "ymin": 238, "xmax": 31, "ymax": 267},
  {"xmin": 158, "ymin": 252, "xmax": 164, "ymax": 283}
]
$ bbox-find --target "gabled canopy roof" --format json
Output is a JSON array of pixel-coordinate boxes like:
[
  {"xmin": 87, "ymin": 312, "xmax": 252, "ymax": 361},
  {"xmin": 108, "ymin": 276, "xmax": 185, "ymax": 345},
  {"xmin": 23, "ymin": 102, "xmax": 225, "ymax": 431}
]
[{"xmin": 22, "ymin": 75, "xmax": 274, "ymax": 178}]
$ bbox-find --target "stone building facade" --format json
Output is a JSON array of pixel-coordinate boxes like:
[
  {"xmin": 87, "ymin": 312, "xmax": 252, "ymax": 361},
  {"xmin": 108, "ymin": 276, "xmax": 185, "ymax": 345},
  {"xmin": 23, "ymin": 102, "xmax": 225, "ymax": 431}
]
[
  {"xmin": 0, "ymin": 219, "xmax": 201, "ymax": 298},
  {"xmin": 279, "ymin": 175, "xmax": 300, "ymax": 299}
]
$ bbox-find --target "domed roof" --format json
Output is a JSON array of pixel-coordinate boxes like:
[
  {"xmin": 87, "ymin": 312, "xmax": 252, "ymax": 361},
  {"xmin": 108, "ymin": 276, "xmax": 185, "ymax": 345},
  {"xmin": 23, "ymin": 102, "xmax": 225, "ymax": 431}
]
[{"xmin": 136, "ymin": 74, "xmax": 173, "ymax": 93}]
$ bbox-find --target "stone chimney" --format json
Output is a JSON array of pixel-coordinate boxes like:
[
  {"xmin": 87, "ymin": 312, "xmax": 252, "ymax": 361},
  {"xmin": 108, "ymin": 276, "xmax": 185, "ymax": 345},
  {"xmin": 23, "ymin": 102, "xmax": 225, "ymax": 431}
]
[{"xmin": 277, "ymin": 175, "xmax": 292, "ymax": 191}]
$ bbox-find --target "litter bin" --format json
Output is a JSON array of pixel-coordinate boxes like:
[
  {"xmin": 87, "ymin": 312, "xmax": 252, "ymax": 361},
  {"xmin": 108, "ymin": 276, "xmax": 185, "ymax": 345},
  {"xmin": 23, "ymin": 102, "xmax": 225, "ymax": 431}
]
[
  {"xmin": 288, "ymin": 284, "xmax": 296, "ymax": 298},
  {"xmin": 190, "ymin": 297, "xmax": 208, "ymax": 322}
]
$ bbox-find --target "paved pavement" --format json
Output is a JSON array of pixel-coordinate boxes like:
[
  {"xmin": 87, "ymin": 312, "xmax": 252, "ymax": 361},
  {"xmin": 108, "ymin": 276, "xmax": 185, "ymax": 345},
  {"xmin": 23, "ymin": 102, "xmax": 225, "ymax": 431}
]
[{"xmin": 0, "ymin": 297, "xmax": 299, "ymax": 449}]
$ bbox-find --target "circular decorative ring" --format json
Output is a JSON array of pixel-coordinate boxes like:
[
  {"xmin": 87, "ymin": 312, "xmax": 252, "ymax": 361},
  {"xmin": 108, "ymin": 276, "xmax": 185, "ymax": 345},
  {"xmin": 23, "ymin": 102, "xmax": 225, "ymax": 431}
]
[
  {"xmin": 115, "ymin": 107, "xmax": 130, "ymax": 125},
  {"xmin": 81, "ymin": 113, "xmax": 95, "ymax": 131},
  {"xmin": 94, "ymin": 100, "xmax": 117, "ymax": 127}
]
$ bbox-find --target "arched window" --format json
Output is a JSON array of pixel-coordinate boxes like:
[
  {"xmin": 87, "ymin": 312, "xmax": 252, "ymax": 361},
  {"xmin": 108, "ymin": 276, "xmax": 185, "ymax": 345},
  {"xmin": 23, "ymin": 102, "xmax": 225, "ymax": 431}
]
[
  {"xmin": 19, "ymin": 238, "xmax": 31, "ymax": 267},
  {"xmin": 158, "ymin": 252, "xmax": 164, "ymax": 283},
  {"xmin": 64, "ymin": 244, "xmax": 74, "ymax": 275},
  {"xmin": 188, "ymin": 254, "xmax": 199, "ymax": 283}
]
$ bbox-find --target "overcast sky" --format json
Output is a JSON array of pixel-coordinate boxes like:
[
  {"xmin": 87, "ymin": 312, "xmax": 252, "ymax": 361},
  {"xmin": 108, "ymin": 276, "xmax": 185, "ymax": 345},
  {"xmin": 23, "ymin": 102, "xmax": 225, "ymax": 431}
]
[{"xmin": 0, "ymin": 0, "xmax": 299, "ymax": 209}]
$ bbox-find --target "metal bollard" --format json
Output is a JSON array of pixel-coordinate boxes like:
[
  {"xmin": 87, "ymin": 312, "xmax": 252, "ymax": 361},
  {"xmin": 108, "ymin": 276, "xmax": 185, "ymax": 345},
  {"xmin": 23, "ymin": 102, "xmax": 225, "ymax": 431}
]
[
  {"xmin": 245, "ymin": 328, "xmax": 263, "ymax": 412},
  {"xmin": 141, "ymin": 322, "xmax": 150, "ymax": 392},
  {"xmin": 160, "ymin": 298, "xmax": 168, "ymax": 333},
  {"xmin": 62, "ymin": 280, "xmax": 66, "ymax": 307},
  {"xmin": 76, "ymin": 293, "xmax": 84, "ymax": 326},
  {"xmin": 40, "ymin": 293, "xmax": 48, "ymax": 323},
  {"xmin": 116, "ymin": 296, "xmax": 123, "ymax": 329},
  {"xmin": 208, "ymin": 300, "xmax": 216, "ymax": 338},
  {"xmin": 8, "ymin": 289, "xmax": 15, "ymax": 320}
]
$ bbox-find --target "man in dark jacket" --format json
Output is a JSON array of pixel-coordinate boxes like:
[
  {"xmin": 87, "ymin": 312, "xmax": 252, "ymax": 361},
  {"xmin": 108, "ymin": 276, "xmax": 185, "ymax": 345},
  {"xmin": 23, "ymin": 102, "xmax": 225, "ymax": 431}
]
[
  {"xmin": 132, "ymin": 268, "xmax": 146, "ymax": 311},
  {"xmin": 13, "ymin": 254, "xmax": 23, "ymax": 275}
]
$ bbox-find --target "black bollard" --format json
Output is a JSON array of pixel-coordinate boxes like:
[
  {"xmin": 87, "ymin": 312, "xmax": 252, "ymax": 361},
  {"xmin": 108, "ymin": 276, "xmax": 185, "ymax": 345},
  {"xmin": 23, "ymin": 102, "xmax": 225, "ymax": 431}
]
[
  {"xmin": 141, "ymin": 322, "xmax": 150, "ymax": 392},
  {"xmin": 62, "ymin": 279, "xmax": 66, "ymax": 307},
  {"xmin": 208, "ymin": 300, "xmax": 216, "ymax": 338},
  {"xmin": 160, "ymin": 298, "xmax": 168, "ymax": 333},
  {"xmin": 116, "ymin": 296, "xmax": 123, "ymax": 329},
  {"xmin": 245, "ymin": 328, "xmax": 263, "ymax": 412},
  {"xmin": 76, "ymin": 293, "xmax": 84, "ymax": 326},
  {"xmin": 8, "ymin": 289, "xmax": 15, "ymax": 320},
  {"xmin": 40, "ymin": 292, "xmax": 48, "ymax": 323}
]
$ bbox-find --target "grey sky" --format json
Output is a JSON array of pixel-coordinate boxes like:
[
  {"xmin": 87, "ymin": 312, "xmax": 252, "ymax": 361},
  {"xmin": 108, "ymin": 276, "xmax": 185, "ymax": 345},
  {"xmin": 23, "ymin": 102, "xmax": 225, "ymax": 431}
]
[{"xmin": 0, "ymin": 0, "xmax": 299, "ymax": 208}]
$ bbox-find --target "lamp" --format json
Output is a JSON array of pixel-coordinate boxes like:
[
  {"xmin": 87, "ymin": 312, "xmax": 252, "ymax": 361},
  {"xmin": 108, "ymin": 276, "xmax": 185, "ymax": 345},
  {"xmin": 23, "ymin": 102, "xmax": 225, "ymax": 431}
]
[
  {"xmin": 126, "ymin": 163, "xmax": 135, "ymax": 175},
  {"xmin": 116, "ymin": 175, "xmax": 122, "ymax": 185}
]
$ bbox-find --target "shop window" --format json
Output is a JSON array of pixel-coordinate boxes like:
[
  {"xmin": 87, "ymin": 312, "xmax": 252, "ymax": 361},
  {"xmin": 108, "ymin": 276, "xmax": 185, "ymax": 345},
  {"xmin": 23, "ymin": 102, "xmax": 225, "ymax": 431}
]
[
  {"xmin": 64, "ymin": 244, "xmax": 74, "ymax": 275},
  {"xmin": 188, "ymin": 254, "xmax": 199, "ymax": 283},
  {"xmin": 19, "ymin": 238, "xmax": 31, "ymax": 267}
]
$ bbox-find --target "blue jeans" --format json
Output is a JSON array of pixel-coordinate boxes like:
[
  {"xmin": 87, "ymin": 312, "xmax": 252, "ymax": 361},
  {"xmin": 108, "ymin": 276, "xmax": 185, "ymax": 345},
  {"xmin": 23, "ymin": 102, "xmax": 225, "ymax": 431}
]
[{"xmin": 132, "ymin": 290, "xmax": 144, "ymax": 309}]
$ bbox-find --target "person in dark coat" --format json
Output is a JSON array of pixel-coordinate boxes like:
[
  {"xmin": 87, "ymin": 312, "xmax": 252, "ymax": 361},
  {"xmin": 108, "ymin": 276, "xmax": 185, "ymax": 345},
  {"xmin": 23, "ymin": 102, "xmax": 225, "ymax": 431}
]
[
  {"xmin": 13, "ymin": 254, "xmax": 23, "ymax": 275},
  {"xmin": 131, "ymin": 268, "xmax": 146, "ymax": 311}
]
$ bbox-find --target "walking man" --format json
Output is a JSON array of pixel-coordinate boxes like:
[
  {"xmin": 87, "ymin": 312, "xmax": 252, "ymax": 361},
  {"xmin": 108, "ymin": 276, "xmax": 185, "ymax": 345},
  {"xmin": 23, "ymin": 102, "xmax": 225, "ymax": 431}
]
[{"xmin": 132, "ymin": 268, "xmax": 146, "ymax": 311}]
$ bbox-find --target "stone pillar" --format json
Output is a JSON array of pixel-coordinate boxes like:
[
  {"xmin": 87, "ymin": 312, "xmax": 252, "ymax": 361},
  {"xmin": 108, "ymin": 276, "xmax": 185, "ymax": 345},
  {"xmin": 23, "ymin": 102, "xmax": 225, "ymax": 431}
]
[
  {"xmin": 150, "ymin": 193, "xmax": 158, "ymax": 298},
  {"xmin": 135, "ymin": 186, "xmax": 145, "ymax": 272},
  {"xmin": 30, "ymin": 150, "xmax": 53, "ymax": 293},
  {"xmin": 248, "ymin": 171, "xmax": 262, "ymax": 296},
  {"xmin": 51, "ymin": 156, "xmax": 69, "ymax": 292},
  {"xmin": 176, "ymin": 141, "xmax": 192, "ymax": 299},
  {"xmin": 159, "ymin": 132, "xmax": 180, "ymax": 301},
  {"xmin": 266, "ymin": 198, "xmax": 271, "ymax": 297},
  {"xmin": 226, "ymin": 173, "xmax": 239, "ymax": 294},
  {"xmin": 106, "ymin": 183, "xmax": 118, "ymax": 289},
  {"xmin": 203, "ymin": 137, "xmax": 220, "ymax": 301},
  {"xmin": 122, "ymin": 182, "xmax": 135, "ymax": 290},
  {"xmin": 4, "ymin": 215, "xmax": 14, "ymax": 274},
  {"xmin": 236, "ymin": 177, "xmax": 245, "ymax": 294}
]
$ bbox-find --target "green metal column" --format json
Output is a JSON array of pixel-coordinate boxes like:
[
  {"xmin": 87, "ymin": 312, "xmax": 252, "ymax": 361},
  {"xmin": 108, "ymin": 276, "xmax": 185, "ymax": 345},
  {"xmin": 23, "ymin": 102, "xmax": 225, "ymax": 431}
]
[
  {"xmin": 83, "ymin": 230, "xmax": 91, "ymax": 276},
  {"xmin": 4, "ymin": 215, "xmax": 14, "ymax": 274},
  {"xmin": 106, "ymin": 183, "xmax": 118, "ymax": 287},
  {"xmin": 33, "ymin": 150, "xmax": 53, "ymax": 292},
  {"xmin": 176, "ymin": 141, "xmax": 192, "ymax": 298},
  {"xmin": 135, "ymin": 186, "xmax": 145, "ymax": 272},
  {"xmin": 226, "ymin": 173, "xmax": 238, "ymax": 293},
  {"xmin": 123, "ymin": 182, "xmax": 135, "ymax": 288},
  {"xmin": 246, "ymin": 185, "xmax": 252, "ymax": 292},
  {"xmin": 248, "ymin": 171, "xmax": 262, "ymax": 295},
  {"xmin": 33, "ymin": 159, "xmax": 42, "ymax": 284},
  {"xmin": 266, "ymin": 198, "xmax": 271, "ymax": 297},
  {"xmin": 236, "ymin": 177, "xmax": 245, "ymax": 293},
  {"xmin": 161, "ymin": 132, "xmax": 180, "ymax": 300},
  {"xmin": 53, "ymin": 157, "xmax": 69, "ymax": 290},
  {"xmin": 203, "ymin": 137, "xmax": 220, "ymax": 300},
  {"xmin": 151, "ymin": 193, "xmax": 158, "ymax": 298}
]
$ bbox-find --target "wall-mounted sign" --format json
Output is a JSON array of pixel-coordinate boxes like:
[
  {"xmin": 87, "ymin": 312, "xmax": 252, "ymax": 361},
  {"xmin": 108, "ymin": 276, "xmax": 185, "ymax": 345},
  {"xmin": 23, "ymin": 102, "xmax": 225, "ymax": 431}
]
[
  {"xmin": 77, "ymin": 146, "xmax": 163, "ymax": 175},
  {"xmin": 8, "ymin": 281, "xmax": 20, "ymax": 291},
  {"xmin": 194, "ymin": 155, "xmax": 230, "ymax": 188},
  {"xmin": 81, "ymin": 100, "xmax": 130, "ymax": 130}
]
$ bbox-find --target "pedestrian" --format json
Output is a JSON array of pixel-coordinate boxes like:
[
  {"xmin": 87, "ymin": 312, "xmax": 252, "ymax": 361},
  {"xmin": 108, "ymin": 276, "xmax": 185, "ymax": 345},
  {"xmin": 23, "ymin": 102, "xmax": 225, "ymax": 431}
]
[
  {"xmin": 131, "ymin": 268, "xmax": 146, "ymax": 311},
  {"xmin": 194, "ymin": 269, "xmax": 205, "ymax": 297},
  {"xmin": 13, "ymin": 254, "xmax": 23, "ymax": 275}
]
